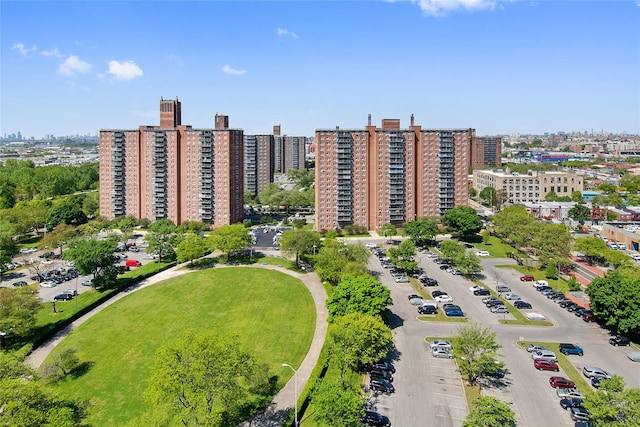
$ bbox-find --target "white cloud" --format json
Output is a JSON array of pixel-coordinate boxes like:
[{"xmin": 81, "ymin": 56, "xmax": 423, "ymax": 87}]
[
  {"xmin": 167, "ymin": 54, "xmax": 184, "ymax": 66},
  {"xmin": 41, "ymin": 48, "xmax": 64, "ymax": 58},
  {"xmin": 277, "ymin": 28, "xmax": 298, "ymax": 39},
  {"xmin": 107, "ymin": 60, "xmax": 144, "ymax": 80},
  {"xmin": 58, "ymin": 55, "xmax": 92, "ymax": 76},
  {"xmin": 222, "ymin": 65, "xmax": 246, "ymax": 75},
  {"xmin": 410, "ymin": 0, "xmax": 499, "ymax": 16},
  {"xmin": 11, "ymin": 43, "xmax": 37, "ymax": 57}
]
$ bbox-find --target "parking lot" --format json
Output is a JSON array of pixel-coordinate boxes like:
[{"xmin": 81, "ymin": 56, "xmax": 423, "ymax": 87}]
[{"xmin": 369, "ymin": 245, "xmax": 640, "ymax": 427}]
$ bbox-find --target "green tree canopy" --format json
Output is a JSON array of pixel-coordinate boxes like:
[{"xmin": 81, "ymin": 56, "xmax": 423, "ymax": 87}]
[
  {"xmin": 571, "ymin": 191, "xmax": 585, "ymax": 202},
  {"xmin": 379, "ymin": 223, "xmax": 397, "ymax": 243},
  {"xmin": 146, "ymin": 219, "xmax": 182, "ymax": 262},
  {"xmin": 388, "ymin": 239, "xmax": 417, "ymax": 271},
  {"xmin": 143, "ymin": 331, "xmax": 270, "ymax": 427},
  {"xmin": 63, "ymin": 237, "xmax": 119, "ymax": 289},
  {"xmin": 402, "ymin": 217, "xmax": 438, "ymax": 247},
  {"xmin": 328, "ymin": 313, "xmax": 393, "ymax": 375},
  {"xmin": 443, "ymin": 206, "xmax": 482, "ymax": 237},
  {"xmin": 208, "ymin": 224, "xmax": 251, "ymax": 260},
  {"xmin": 586, "ymin": 271, "xmax": 640, "ymax": 336},
  {"xmin": 45, "ymin": 202, "xmax": 87, "ymax": 230},
  {"xmin": 452, "ymin": 323, "xmax": 503, "ymax": 385},
  {"xmin": 326, "ymin": 274, "xmax": 392, "ymax": 322},
  {"xmin": 582, "ymin": 375, "xmax": 640, "ymax": 427},
  {"xmin": 176, "ymin": 234, "xmax": 209, "ymax": 265},
  {"xmin": 314, "ymin": 242, "xmax": 369, "ymax": 286},
  {"xmin": 0, "ymin": 286, "xmax": 42, "ymax": 339},
  {"xmin": 312, "ymin": 378, "xmax": 365, "ymax": 427},
  {"xmin": 279, "ymin": 229, "xmax": 321, "ymax": 266},
  {"xmin": 569, "ymin": 203, "xmax": 591, "ymax": 223},
  {"xmin": 462, "ymin": 396, "xmax": 516, "ymax": 427}
]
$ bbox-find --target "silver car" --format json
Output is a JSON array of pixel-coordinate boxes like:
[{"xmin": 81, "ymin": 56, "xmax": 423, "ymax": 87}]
[
  {"xmin": 582, "ymin": 366, "xmax": 611, "ymax": 379},
  {"xmin": 531, "ymin": 350, "xmax": 557, "ymax": 361},
  {"xmin": 431, "ymin": 347, "xmax": 454, "ymax": 359},
  {"xmin": 429, "ymin": 340, "xmax": 453, "ymax": 350}
]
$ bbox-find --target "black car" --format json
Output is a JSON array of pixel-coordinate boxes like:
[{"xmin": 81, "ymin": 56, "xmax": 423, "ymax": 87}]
[
  {"xmin": 418, "ymin": 305, "xmax": 437, "ymax": 315},
  {"xmin": 371, "ymin": 361, "xmax": 396, "ymax": 374},
  {"xmin": 13, "ymin": 281, "xmax": 28, "ymax": 287},
  {"xmin": 361, "ymin": 411, "xmax": 391, "ymax": 427},
  {"xmin": 609, "ymin": 335, "xmax": 630, "ymax": 346},
  {"xmin": 560, "ymin": 397, "xmax": 584, "ymax": 409},
  {"xmin": 474, "ymin": 288, "xmax": 491, "ymax": 296},
  {"xmin": 442, "ymin": 304, "xmax": 461, "ymax": 312},
  {"xmin": 421, "ymin": 278, "xmax": 438, "ymax": 286},
  {"xmin": 574, "ymin": 308, "xmax": 590, "ymax": 317},
  {"xmin": 369, "ymin": 369, "xmax": 393, "ymax": 382},
  {"xmin": 513, "ymin": 301, "xmax": 532, "ymax": 309},
  {"xmin": 431, "ymin": 290, "xmax": 446, "ymax": 298},
  {"xmin": 439, "ymin": 264, "xmax": 450, "ymax": 270},
  {"xmin": 566, "ymin": 303, "xmax": 581, "ymax": 312},
  {"xmin": 53, "ymin": 293, "xmax": 74, "ymax": 301},
  {"xmin": 369, "ymin": 379, "xmax": 394, "ymax": 393},
  {"xmin": 559, "ymin": 300, "xmax": 575, "ymax": 308},
  {"xmin": 486, "ymin": 300, "xmax": 505, "ymax": 308}
]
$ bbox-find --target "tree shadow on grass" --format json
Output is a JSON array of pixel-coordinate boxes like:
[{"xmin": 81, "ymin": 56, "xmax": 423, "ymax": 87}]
[{"xmin": 69, "ymin": 361, "xmax": 95, "ymax": 379}]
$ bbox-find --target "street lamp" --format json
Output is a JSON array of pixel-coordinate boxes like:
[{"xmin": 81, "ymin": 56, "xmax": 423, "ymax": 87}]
[
  {"xmin": 312, "ymin": 245, "xmax": 317, "ymax": 256},
  {"xmin": 282, "ymin": 363, "xmax": 298, "ymax": 427},
  {"xmin": 0, "ymin": 332, "xmax": 6, "ymax": 350}
]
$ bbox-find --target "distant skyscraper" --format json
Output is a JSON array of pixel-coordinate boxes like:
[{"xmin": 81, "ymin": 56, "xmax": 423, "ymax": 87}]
[
  {"xmin": 471, "ymin": 136, "xmax": 502, "ymax": 169},
  {"xmin": 244, "ymin": 134, "xmax": 274, "ymax": 196},
  {"xmin": 99, "ymin": 98, "xmax": 244, "ymax": 227},
  {"xmin": 271, "ymin": 124, "xmax": 306, "ymax": 173},
  {"xmin": 315, "ymin": 115, "xmax": 473, "ymax": 231}
]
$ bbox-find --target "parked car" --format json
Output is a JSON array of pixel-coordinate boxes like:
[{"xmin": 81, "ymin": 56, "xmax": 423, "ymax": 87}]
[
  {"xmin": 81, "ymin": 279, "xmax": 93, "ymax": 286},
  {"xmin": 582, "ymin": 313, "xmax": 597, "ymax": 322},
  {"xmin": 369, "ymin": 369, "xmax": 393, "ymax": 382},
  {"xmin": 609, "ymin": 336, "xmax": 630, "ymax": 346},
  {"xmin": 12, "ymin": 281, "xmax": 28, "ymax": 287},
  {"xmin": 534, "ymin": 359, "xmax": 559, "ymax": 371},
  {"xmin": 429, "ymin": 340, "xmax": 452, "ymax": 350},
  {"xmin": 125, "ymin": 259, "xmax": 142, "ymax": 267},
  {"xmin": 439, "ymin": 264, "xmax": 450, "ymax": 270},
  {"xmin": 431, "ymin": 347, "xmax": 454, "ymax": 359},
  {"xmin": 39, "ymin": 281, "xmax": 57, "ymax": 288},
  {"xmin": 53, "ymin": 293, "xmax": 74, "ymax": 301},
  {"xmin": 491, "ymin": 306, "xmax": 510, "ymax": 314},
  {"xmin": 442, "ymin": 304, "xmax": 461, "ymax": 312},
  {"xmin": 369, "ymin": 379, "xmax": 394, "ymax": 394},
  {"xmin": 476, "ymin": 251, "xmax": 490, "ymax": 257},
  {"xmin": 591, "ymin": 376, "xmax": 605, "ymax": 388},
  {"xmin": 627, "ymin": 352, "xmax": 640, "ymax": 362},
  {"xmin": 435, "ymin": 295, "xmax": 454, "ymax": 303},
  {"xmin": 482, "ymin": 296, "xmax": 500, "ymax": 304},
  {"xmin": 582, "ymin": 366, "xmax": 611, "ymax": 379},
  {"xmin": 559, "ymin": 343, "xmax": 584, "ymax": 356},
  {"xmin": 408, "ymin": 294, "xmax": 422, "ymax": 301},
  {"xmin": 371, "ymin": 361, "xmax": 396, "ymax": 374},
  {"xmin": 514, "ymin": 301, "xmax": 532, "ymax": 309},
  {"xmin": 485, "ymin": 300, "xmax": 505, "ymax": 308},
  {"xmin": 560, "ymin": 300, "xmax": 576, "ymax": 308},
  {"xmin": 418, "ymin": 305, "xmax": 437, "ymax": 315},
  {"xmin": 361, "ymin": 411, "xmax": 391, "ymax": 427},
  {"xmin": 445, "ymin": 309, "xmax": 464, "ymax": 317},
  {"xmin": 526, "ymin": 344, "xmax": 548, "ymax": 353},
  {"xmin": 569, "ymin": 406, "xmax": 590, "ymax": 421},
  {"xmin": 520, "ymin": 275, "xmax": 535, "ymax": 281},
  {"xmin": 560, "ymin": 397, "xmax": 584, "ymax": 410},
  {"xmin": 421, "ymin": 278, "xmax": 438, "ymax": 286},
  {"xmin": 474, "ymin": 288, "xmax": 491, "ymax": 296},
  {"xmin": 531, "ymin": 350, "xmax": 558, "ymax": 361},
  {"xmin": 557, "ymin": 388, "xmax": 585, "ymax": 399},
  {"xmin": 549, "ymin": 376, "xmax": 576, "ymax": 389},
  {"xmin": 395, "ymin": 276, "xmax": 409, "ymax": 283},
  {"xmin": 504, "ymin": 293, "xmax": 521, "ymax": 300},
  {"xmin": 496, "ymin": 285, "xmax": 511, "ymax": 293},
  {"xmin": 431, "ymin": 290, "xmax": 447, "ymax": 298}
]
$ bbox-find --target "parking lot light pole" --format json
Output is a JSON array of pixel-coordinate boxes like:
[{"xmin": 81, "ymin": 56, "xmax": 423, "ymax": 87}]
[{"xmin": 282, "ymin": 363, "xmax": 298, "ymax": 427}]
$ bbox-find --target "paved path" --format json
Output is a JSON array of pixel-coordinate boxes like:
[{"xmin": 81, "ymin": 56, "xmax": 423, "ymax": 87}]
[{"xmin": 25, "ymin": 260, "xmax": 328, "ymax": 427}]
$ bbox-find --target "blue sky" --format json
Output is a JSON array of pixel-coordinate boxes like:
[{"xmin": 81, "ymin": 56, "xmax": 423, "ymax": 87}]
[{"xmin": 1, "ymin": 1, "xmax": 639, "ymax": 139}]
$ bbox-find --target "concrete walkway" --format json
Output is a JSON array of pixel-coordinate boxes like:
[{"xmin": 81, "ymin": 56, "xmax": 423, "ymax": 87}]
[{"xmin": 25, "ymin": 261, "xmax": 328, "ymax": 427}]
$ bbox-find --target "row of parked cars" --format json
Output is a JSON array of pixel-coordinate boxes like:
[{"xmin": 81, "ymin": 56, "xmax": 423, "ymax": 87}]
[
  {"xmin": 528, "ymin": 279, "xmax": 596, "ymax": 321},
  {"xmin": 38, "ymin": 267, "xmax": 80, "ymax": 288},
  {"xmin": 364, "ymin": 360, "xmax": 395, "ymax": 426}
]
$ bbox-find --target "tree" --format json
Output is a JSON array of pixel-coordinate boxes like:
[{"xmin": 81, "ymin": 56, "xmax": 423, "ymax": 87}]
[
  {"xmin": 443, "ymin": 206, "xmax": 482, "ymax": 238},
  {"xmin": 326, "ymin": 274, "xmax": 392, "ymax": 321},
  {"xmin": 438, "ymin": 239, "xmax": 466, "ymax": 262},
  {"xmin": 379, "ymin": 223, "xmax": 396, "ymax": 243},
  {"xmin": 63, "ymin": 237, "xmax": 119, "ymax": 289},
  {"xmin": 208, "ymin": 224, "xmax": 251, "ymax": 261},
  {"xmin": 45, "ymin": 202, "xmax": 87, "ymax": 230},
  {"xmin": 388, "ymin": 239, "xmax": 417, "ymax": 271},
  {"xmin": 176, "ymin": 234, "xmax": 209, "ymax": 265},
  {"xmin": 582, "ymin": 375, "xmax": 640, "ymax": 427},
  {"xmin": 531, "ymin": 223, "xmax": 572, "ymax": 265},
  {"xmin": 0, "ymin": 286, "xmax": 42, "ymax": 339},
  {"xmin": 544, "ymin": 190, "xmax": 559, "ymax": 201},
  {"xmin": 312, "ymin": 378, "xmax": 365, "ymax": 427},
  {"xmin": 462, "ymin": 396, "xmax": 516, "ymax": 427},
  {"xmin": 479, "ymin": 186, "xmax": 495, "ymax": 205},
  {"xmin": 545, "ymin": 262, "xmax": 558, "ymax": 280},
  {"xmin": 279, "ymin": 229, "xmax": 321, "ymax": 266},
  {"xmin": 468, "ymin": 187, "xmax": 477, "ymax": 198},
  {"xmin": 118, "ymin": 217, "xmax": 135, "ymax": 241},
  {"xmin": 146, "ymin": 219, "xmax": 182, "ymax": 262},
  {"xmin": 144, "ymin": 331, "xmax": 270, "ymax": 427},
  {"xmin": 569, "ymin": 203, "xmax": 591, "ymax": 223},
  {"xmin": 455, "ymin": 252, "xmax": 482, "ymax": 276},
  {"xmin": 574, "ymin": 237, "xmax": 608, "ymax": 264},
  {"xmin": 0, "ymin": 346, "xmax": 35, "ymax": 380},
  {"xmin": 41, "ymin": 348, "xmax": 80, "ymax": 380},
  {"xmin": 571, "ymin": 191, "xmax": 585, "ymax": 202},
  {"xmin": 328, "ymin": 313, "xmax": 393, "ymax": 377},
  {"xmin": 586, "ymin": 272, "xmax": 640, "ymax": 336},
  {"xmin": 452, "ymin": 323, "xmax": 503, "ymax": 385},
  {"xmin": 597, "ymin": 183, "xmax": 617, "ymax": 193},
  {"xmin": 43, "ymin": 223, "xmax": 76, "ymax": 256},
  {"xmin": 314, "ymin": 242, "xmax": 369, "ymax": 286},
  {"xmin": 402, "ymin": 217, "xmax": 438, "ymax": 247}
]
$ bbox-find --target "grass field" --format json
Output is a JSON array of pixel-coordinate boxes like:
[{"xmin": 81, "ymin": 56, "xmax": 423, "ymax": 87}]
[{"xmin": 44, "ymin": 267, "xmax": 316, "ymax": 426}]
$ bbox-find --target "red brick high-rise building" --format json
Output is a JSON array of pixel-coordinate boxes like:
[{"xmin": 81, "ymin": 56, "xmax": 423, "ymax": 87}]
[
  {"xmin": 315, "ymin": 115, "xmax": 473, "ymax": 231},
  {"xmin": 99, "ymin": 98, "xmax": 244, "ymax": 227}
]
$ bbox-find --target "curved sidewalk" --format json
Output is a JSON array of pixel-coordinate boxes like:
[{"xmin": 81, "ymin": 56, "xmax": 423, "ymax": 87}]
[{"xmin": 25, "ymin": 262, "xmax": 328, "ymax": 427}]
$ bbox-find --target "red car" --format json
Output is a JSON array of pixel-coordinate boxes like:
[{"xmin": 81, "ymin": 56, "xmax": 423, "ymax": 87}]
[
  {"xmin": 583, "ymin": 313, "xmax": 596, "ymax": 322},
  {"xmin": 520, "ymin": 275, "xmax": 535, "ymax": 282},
  {"xmin": 535, "ymin": 359, "xmax": 559, "ymax": 371},
  {"xmin": 549, "ymin": 376, "xmax": 575, "ymax": 389}
]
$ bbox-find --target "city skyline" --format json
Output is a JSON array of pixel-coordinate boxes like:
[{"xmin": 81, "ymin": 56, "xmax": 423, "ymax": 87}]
[{"xmin": 1, "ymin": 1, "xmax": 639, "ymax": 139}]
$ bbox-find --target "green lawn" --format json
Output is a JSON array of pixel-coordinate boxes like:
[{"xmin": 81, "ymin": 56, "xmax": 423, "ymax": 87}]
[
  {"xmin": 44, "ymin": 267, "xmax": 316, "ymax": 426},
  {"xmin": 473, "ymin": 234, "xmax": 520, "ymax": 259}
]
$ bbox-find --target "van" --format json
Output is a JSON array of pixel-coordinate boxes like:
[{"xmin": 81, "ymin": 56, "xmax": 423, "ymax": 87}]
[
  {"xmin": 125, "ymin": 259, "xmax": 142, "ymax": 267},
  {"xmin": 534, "ymin": 280, "xmax": 549, "ymax": 288}
]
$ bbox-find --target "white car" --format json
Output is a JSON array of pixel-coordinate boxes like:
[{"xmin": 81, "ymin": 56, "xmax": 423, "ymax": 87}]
[
  {"xmin": 504, "ymin": 293, "xmax": 521, "ymax": 300},
  {"xmin": 476, "ymin": 251, "xmax": 490, "ymax": 257},
  {"xmin": 435, "ymin": 295, "xmax": 454, "ymax": 303},
  {"xmin": 39, "ymin": 281, "xmax": 57, "ymax": 288},
  {"xmin": 395, "ymin": 276, "xmax": 410, "ymax": 283},
  {"xmin": 429, "ymin": 340, "xmax": 453, "ymax": 350},
  {"xmin": 469, "ymin": 285, "xmax": 486, "ymax": 293},
  {"xmin": 531, "ymin": 350, "xmax": 557, "ymax": 361},
  {"xmin": 557, "ymin": 388, "xmax": 585, "ymax": 399},
  {"xmin": 81, "ymin": 279, "xmax": 93, "ymax": 286}
]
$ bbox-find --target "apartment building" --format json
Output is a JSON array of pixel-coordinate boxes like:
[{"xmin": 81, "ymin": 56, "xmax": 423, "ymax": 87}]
[
  {"xmin": 471, "ymin": 136, "xmax": 502, "ymax": 169},
  {"xmin": 473, "ymin": 168, "xmax": 583, "ymax": 204},
  {"xmin": 99, "ymin": 98, "xmax": 244, "ymax": 227},
  {"xmin": 244, "ymin": 134, "xmax": 275, "ymax": 196},
  {"xmin": 315, "ymin": 115, "xmax": 473, "ymax": 231},
  {"xmin": 272, "ymin": 124, "xmax": 306, "ymax": 174}
]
